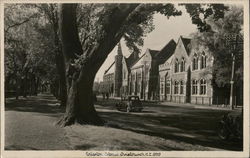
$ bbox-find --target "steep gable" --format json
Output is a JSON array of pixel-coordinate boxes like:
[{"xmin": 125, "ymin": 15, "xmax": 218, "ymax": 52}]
[
  {"xmin": 155, "ymin": 39, "xmax": 176, "ymax": 65},
  {"xmin": 180, "ymin": 36, "xmax": 191, "ymax": 55},
  {"xmin": 148, "ymin": 49, "xmax": 159, "ymax": 59},
  {"xmin": 124, "ymin": 51, "xmax": 140, "ymax": 69},
  {"xmin": 173, "ymin": 36, "xmax": 191, "ymax": 58}
]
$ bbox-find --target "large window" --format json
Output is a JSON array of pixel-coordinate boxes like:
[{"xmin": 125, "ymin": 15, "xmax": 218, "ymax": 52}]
[
  {"xmin": 180, "ymin": 81, "xmax": 184, "ymax": 94},
  {"xmin": 175, "ymin": 59, "xmax": 179, "ymax": 73},
  {"xmin": 160, "ymin": 83, "xmax": 164, "ymax": 94},
  {"xmin": 174, "ymin": 81, "xmax": 179, "ymax": 94},
  {"xmin": 192, "ymin": 53, "xmax": 198, "ymax": 70},
  {"xmin": 132, "ymin": 73, "xmax": 136, "ymax": 81},
  {"xmin": 180, "ymin": 57, "xmax": 185, "ymax": 72},
  {"xmin": 192, "ymin": 80, "xmax": 198, "ymax": 95},
  {"xmin": 201, "ymin": 52, "xmax": 207, "ymax": 69},
  {"xmin": 200, "ymin": 79, "xmax": 207, "ymax": 95},
  {"xmin": 166, "ymin": 80, "xmax": 171, "ymax": 94}
]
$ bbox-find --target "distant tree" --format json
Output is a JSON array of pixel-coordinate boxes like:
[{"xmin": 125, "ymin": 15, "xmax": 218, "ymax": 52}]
[
  {"xmin": 190, "ymin": 6, "xmax": 243, "ymax": 87},
  {"xmin": 4, "ymin": 4, "xmax": 57, "ymax": 98},
  {"xmin": 36, "ymin": 4, "xmax": 67, "ymax": 106},
  {"xmin": 58, "ymin": 3, "xmax": 228, "ymax": 126}
]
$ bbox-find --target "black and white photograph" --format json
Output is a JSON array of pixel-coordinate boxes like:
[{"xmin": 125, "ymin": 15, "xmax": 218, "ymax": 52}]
[{"xmin": 1, "ymin": 0, "xmax": 249, "ymax": 157}]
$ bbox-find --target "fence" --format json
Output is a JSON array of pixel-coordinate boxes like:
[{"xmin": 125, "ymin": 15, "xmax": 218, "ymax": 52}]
[{"xmin": 161, "ymin": 95, "xmax": 242, "ymax": 107}]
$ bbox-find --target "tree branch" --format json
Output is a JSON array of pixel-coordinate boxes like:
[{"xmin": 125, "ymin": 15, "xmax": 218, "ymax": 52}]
[{"xmin": 5, "ymin": 15, "xmax": 34, "ymax": 33}]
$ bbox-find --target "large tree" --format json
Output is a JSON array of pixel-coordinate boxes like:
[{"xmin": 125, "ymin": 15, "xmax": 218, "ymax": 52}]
[
  {"xmin": 190, "ymin": 6, "xmax": 243, "ymax": 87},
  {"xmin": 57, "ymin": 3, "xmax": 228, "ymax": 126}
]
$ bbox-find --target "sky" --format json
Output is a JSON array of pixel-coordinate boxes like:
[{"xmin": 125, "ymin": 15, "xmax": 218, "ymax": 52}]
[{"xmin": 95, "ymin": 5, "xmax": 198, "ymax": 82}]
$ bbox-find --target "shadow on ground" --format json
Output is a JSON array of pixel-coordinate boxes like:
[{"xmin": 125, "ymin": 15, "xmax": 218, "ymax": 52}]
[
  {"xmin": 5, "ymin": 95, "xmax": 65, "ymax": 116},
  {"xmin": 96, "ymin": 99, "xmax": 243, "ymax": 151},
  {"xmin": 5, "ymin": 96, "xmax": 243, "ymax": 151}
]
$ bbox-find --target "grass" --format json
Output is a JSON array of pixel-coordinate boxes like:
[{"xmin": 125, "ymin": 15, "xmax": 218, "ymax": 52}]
[{"xmin": 4, "ymin": 94, "xmax": 243, "ymax": 151}]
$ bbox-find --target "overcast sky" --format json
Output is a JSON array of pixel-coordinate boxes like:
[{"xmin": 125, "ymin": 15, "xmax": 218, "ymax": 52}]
[{"xmin": 95, "ymin": 5, "xmax": 198, "ymax": 82}]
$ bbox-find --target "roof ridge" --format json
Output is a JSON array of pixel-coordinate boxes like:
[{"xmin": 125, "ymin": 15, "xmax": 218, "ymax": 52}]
[{"xmin": 104, "ymin": 61, "xmax": 115, "ymax": 75}]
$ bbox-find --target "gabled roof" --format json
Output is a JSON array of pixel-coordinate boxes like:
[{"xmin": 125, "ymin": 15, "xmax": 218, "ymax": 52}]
[
  {"xmin": 104, "ymin": 61, "xmax": 115, "ymax": 75},
  {"xmin": 125, "ymin": 52, "xmax": 139, "ymax": 69},
  {"xmin": 180, "ymin": 36, "xmax": 191, "ymax": 55},
  {"xmin": 148, "ymin": 49, "xmax": 159, "ymax": 58},
  {"xmin": 130, "ymin": 53, "xmax": 146, "ymax": 68},
  {"xmin": 155, "ymin": 39, "xmax": 176, "ymax": 65}
]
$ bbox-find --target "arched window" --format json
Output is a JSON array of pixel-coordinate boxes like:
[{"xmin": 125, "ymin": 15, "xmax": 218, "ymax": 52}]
[
  {"xmin": 166, "ymin": 80, "xmax": 171, "ymax": 94},
  {"xmin": 175, "ymin": 59, "xmax": 179, "ymax": 73},
  {"xmin": 192, "ymin": 53, "xmax": 198, "ymax": 70},
  {"xmin": 174, "ymin": 81, "xmax": 179, "ymax": 94},
  {"xmin": 200, "ymin": 79, "xmax": 207, "ymax": 95},
  {"xmin": 192, "ymin": 80, "xmax": 198, "ymax": 95},
  {"xmin": 180, "ymin": 81, "xmax": 184, "ymax": 94},
  {"xmin": 160, "ymin": 83, "xmax": 164, "ymax": 94},
  {"xmin": 180, "ymin": 57, "xmax": 185, "ymax": 72},
  {"xmin": 201, "ymin": 52, "xmax": 207, "ymax": 69}
]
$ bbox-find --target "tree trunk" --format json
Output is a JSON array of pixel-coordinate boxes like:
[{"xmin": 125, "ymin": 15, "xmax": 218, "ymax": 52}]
[
  {"xmin": 58, "ymin": 4, "xmax": 139, "ymax": 126},
  {"xmin": 55, "ymin": 52, "xmax": 67, "ymax": 106},
  {"xmin": 57, "ymin": 70, "xmax": 103, "ymax": 126},
  {"xmin": 57, "ymin": 4, "xmax": 104, "ymax": 126},
  {"xmin": 54, "ymin": 19, "xmax": 67, "ymax": 107}
]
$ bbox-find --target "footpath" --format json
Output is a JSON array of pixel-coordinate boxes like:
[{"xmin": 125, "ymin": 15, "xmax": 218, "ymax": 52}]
[{"xmin": 98, "ymin": 96, "xmax": 241, "ymax": 111}]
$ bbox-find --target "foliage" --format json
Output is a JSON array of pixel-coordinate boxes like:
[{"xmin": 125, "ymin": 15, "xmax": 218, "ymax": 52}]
[
  {"xmin": 4, "ymin": 3, "xmax": 231, "ymax": 94},
  {"xmin": 184, "ymin": 4, "xmax": 229, "ymax": 32},
  {"xmin": 4, "ymin": 4, "xmax": 57, "ymax": 92},
  {"xmin": 190, "ymin": 5, "xmax": 243, "ymax": 87}
]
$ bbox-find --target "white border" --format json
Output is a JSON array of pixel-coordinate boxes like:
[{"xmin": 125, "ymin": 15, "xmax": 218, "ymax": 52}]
[{"xmin": 1, "ymin": 0, "xmax": 249, "ymax": 158}]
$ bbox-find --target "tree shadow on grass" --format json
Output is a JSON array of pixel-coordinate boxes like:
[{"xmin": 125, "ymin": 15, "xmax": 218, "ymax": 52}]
[
  {"xmin": 5, "ymin": 95, "xmax": 65, "ymax": 115},
  {"xmin": 98, "ymin": 106, "xmax": 243, "ymax": 151}
]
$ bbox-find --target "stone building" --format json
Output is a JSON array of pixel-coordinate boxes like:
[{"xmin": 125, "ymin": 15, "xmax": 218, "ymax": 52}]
[
  {"xmin": 130, "ymin": 39, "xmax": 176, "ymax": 100},
  {"xmin": 102, "ymin": 36, "xmax": 241, "ymax": 106},
  {"xmin": 159, "ymin": 36, "xmax": 219, "ymax": 105},
  {"xmin": 102, "ymin": 42, "xmax": 139, "ymax": 97}
]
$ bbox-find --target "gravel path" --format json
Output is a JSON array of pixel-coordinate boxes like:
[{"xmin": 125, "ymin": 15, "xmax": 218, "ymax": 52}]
[{"xmin": 5, "ymin": 95, "xmax": 71, "ymax": 150}]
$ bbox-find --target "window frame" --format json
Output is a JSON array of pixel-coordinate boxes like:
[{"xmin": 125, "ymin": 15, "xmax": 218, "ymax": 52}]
[
  {"xmin": 192, "ymin": 53, "xmax": 198, "ymax": 71},
  {"xmin": 200, "ymin": 79, "xmax": 207, "ymax": 95},
  {"xmin": 174, "ymin": 81, "xmax": 179, "ymax": 94},
  {"xmin": 192, "ymin": 79, "xmax": 198, "ymax": 95},
  {"xmin": 180, "ymin": 57, "xmax": 185, "ymax": 72},
  {"xmin": 175, "ymin": 59, "xmax": 179, "ymax": 73},
  {"xmin": 201, "ymin": 52, "xmax": 207, "ymax": 69},
  {"xmin": 180, "ymin": 80, "xmax": 184, "ymax": 94},
  {"xmin": 166, "ymin": 80, "xmax": 171, "ymax": 94}
]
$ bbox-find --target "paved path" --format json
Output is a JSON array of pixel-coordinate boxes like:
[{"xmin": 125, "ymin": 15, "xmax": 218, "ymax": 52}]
[{"xmin": 5, "ymin": 95, "xmax": 70, "ymax": 150}]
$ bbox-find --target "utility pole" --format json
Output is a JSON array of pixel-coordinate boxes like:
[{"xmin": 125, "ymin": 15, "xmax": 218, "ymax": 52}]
[{"xmin": 225, "ymin": 34, "xmax": 243, "ymax": 110}]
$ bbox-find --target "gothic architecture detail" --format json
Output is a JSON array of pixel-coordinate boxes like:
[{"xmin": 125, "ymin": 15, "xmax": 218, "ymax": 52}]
[{"xmin": 101, "ymin": 36, "xmax": 241, "ymax": 105}]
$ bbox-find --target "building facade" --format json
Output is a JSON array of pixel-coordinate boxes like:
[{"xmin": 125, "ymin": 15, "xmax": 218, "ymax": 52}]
[
  {"xmin": 159, "ymin": 36, "xmax": 215, "ymax": 105},
  {"xmin": 101, "ymin": 36, "xmax": 241, "ymax": 106},
  {"xmin": 102, "ymin": 42, "xmax": 139, "ymax": 97}
]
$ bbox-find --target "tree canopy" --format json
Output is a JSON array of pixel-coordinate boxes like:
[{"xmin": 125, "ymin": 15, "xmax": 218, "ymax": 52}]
[
  {"xmin": 4, "ymin": 3, "xmax": 241, "ymax": 126},
  {"xmin": 190, "ymin": 5, "xmax": 243, "ymax": 87}
]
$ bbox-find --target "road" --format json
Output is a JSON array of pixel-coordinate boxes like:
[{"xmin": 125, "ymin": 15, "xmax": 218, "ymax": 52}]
[{"xmin": 95, "ymin": 99, "xmax": 243, "ymax": 151}]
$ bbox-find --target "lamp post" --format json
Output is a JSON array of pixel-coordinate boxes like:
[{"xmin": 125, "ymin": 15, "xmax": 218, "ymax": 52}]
[{"xmin": 224, "ymin": 33, "xmax": 243, "ymax": 110}]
